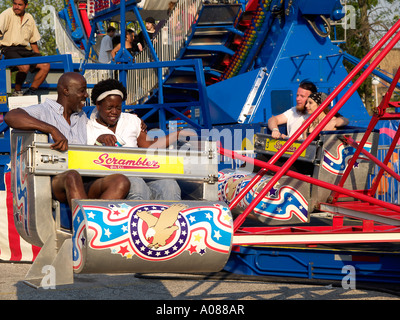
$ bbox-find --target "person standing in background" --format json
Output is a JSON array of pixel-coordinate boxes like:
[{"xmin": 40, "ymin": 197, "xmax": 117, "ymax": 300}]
[
  {"xmin": 98, "ymin": 26, "xmax": 116, "ymax": 63},
  {"xmin": 138, "ymin": 16, "xmax": 156, "ymax": 48}
]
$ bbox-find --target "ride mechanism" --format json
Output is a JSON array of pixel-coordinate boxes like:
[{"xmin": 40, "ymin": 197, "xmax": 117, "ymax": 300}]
[{"xmin": 1, "ymin": 0, "xmax": 400, "ymax": 288}]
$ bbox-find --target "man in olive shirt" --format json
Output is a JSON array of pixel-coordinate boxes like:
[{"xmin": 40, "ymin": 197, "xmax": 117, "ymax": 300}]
[{"xmin": 0, "ymin": 0, "xmax": 50, "ymax": 95}]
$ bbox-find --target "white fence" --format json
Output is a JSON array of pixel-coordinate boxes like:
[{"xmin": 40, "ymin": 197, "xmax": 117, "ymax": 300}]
[
  {"xmin": 126, "ymin": 0, "xmax": 203, "ymax": 104},
  {"xmin": 54, "ymin": 0, "xmax": 204, "ymax": 104}
]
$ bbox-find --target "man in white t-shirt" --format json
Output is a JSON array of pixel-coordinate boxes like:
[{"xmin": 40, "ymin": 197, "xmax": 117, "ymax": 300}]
[
  {"xmin": 267, "ymin": 80, "xmax": 317, "ymax": 139},
  {"xmin": 98, "ymin": 26, "xmax": 116, "ymax": 63},
  {"xmin": 252, "ymin": 81, "xmax": 319, "ymax": 174},
  {"xmin": 261, "ymin": 81, "xmax": 349, "ymax": 174}
]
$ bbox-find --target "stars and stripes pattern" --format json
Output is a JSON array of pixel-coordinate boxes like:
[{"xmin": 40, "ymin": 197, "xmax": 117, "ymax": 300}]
[
  {"xmin": 218, "ymin": 170, "xmax": 309, "ymax": 222},
  {"xmin": 0, "ymin": 161, "xmax": 40, "ymax": 262},
  {"xmin": 14, "ymin": 136, "xmax": 30, "ymax": 237},
  {"xmin": 73, "ymin": 202, "xmax": 232, "ymax": 269},
  {"xmin": 252, "ymin": 185, "xmax": 309, "ymax": 222},
  {"xmin": 322, "ymin": 142, "xmax": 371, "ymax": 175}
]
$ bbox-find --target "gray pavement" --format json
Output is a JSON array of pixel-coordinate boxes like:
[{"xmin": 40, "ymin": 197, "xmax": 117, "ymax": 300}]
[{"xmin": 1, "ymin": 262, "xmax": 400, "ymax": 301}]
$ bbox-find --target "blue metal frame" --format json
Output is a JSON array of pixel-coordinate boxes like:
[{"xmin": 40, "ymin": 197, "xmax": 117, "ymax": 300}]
[
  {"xmin": 175, "ymin": 4, "xmax": 243, "ymax": 81},
  {"xmin": 0, "ymin": 54, "xmax": 75, "ymax": 190},
  {"xmin": 59, "ymin": 1, "xmax": 89, "ymax": 52},
  {"xmin": 225, "ymin": 245, "xmax": 400, "ymax": 284},
  {"xmin": 344, "ymin": 52, "xmax": 400, "ymax": 90},
  {"xmin": 82, "ymin": 58, "xmax": 211, "ymax": 131},
  {"xmin": 85, "ymin": 0, "xmax": 159, "ymax": 89},
  {"xmin": 85, "ymin": 1, "xmax": 158, "ymax": 61},
  {"xmin": 0, "ymin": 54, "xmax": 74, "ymax": 95}
]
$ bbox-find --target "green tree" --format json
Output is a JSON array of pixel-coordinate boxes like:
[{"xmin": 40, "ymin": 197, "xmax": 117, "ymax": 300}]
[{"xmin": 339, "ymin": 0, "xmax": 399, "ymax": 114}]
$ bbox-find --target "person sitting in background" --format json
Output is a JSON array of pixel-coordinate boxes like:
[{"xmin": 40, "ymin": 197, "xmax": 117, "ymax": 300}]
[
  {"xmin": 0, "ymin": 0, "xmax": 50, "ymax": 96},
  {"xmin": 87, "ymin": 79, "xmax": 187, "ymax": 201},
  {"xmin": 267, "ymin": 80, "xmax": 317, "ymax": 139},
  {"xmin": 302, "ymin": 91, "xmax": 349, "ymax": 139},
  {"xmin": 255, "ymin": 90, "xmax": 349, "ymax": 174}
]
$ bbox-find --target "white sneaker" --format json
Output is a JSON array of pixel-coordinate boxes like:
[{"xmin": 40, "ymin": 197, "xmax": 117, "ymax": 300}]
[{"xmin": 12, "ymin": 90, "xmax": 24, "ymax": 96}]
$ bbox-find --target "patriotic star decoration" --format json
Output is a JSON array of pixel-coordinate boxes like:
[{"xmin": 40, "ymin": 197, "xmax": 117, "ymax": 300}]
[
  {"xmin": 129, "ymin": 204, "xmax": 189, "ymax": 260},
  {"xmin": 268, "ymin": 186, "xmax": 278, "ymax": 197},
  {"xmin": 187, "ymin": 231, "xmax": 208, "ymax": 256},
  {"xmin": 80, "ymin": 235, "xmax": 86, "ymax": 247},
  {"xmin": 108, "ymin": 203, "xmax": 131, "ymax": 217},
  {"xmin": 87, "ymin": 211, "xmax": 95, "ymax": 219}
]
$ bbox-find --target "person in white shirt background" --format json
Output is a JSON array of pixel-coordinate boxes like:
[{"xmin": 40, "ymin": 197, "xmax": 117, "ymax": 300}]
[
  {"xmin": 267, "ymin": 80, "xmax": 318, "ymax": 139},
  {"xmin": 267, "ymin": 80, "xmax": 349, "ymax": 139}
]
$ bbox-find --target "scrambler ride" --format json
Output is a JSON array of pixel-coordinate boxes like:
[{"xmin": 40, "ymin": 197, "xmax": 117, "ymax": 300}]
[{"xmin": 2, "ymin": 0, "xmax": 400, "ymax": 288}]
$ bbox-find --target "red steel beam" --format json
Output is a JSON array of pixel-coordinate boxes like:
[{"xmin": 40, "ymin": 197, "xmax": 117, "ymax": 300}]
[
  {"xmin": 267, "ymin": 19, "xmax": 400, "ymax": 169},
  {"xmin": 342, "ymin": 135, "xmax": 400, "ymax": 186},
  {"xmin": 218, "ymin": 147, "xmax": 400, "ymax": 232},
  {"xmin": 228, "ymin": 168, "xmax": 267, "ymax": 211},
  {"xmin": 229, "ymin": 22, "xmax": 400, "ymax": 226}
]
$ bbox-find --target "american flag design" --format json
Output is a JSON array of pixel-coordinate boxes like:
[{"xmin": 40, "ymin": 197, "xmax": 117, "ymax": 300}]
[
  {"xmin": 218, "ymin": 170, "xmax": 308, "ymax": 222},
  {"xmin": 73, "ymin": 202, "xmax": 232, "ymax": 270},
  {"xmin": 252, "ymin": 185, "xmax": 308, "ymax": 222},
  {"xmin": 14, "ymin": 136, "xmax": 30, "ymax": 237},
  {"xmin": 0, "ymin": 157, "xmax": 40, "ymax": 262},
  {"xmin": 322, "ymin": 141, "xmax": 371, "ymax": 175}
]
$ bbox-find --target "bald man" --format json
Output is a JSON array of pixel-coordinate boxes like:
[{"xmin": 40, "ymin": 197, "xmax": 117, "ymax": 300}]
[{"xmin": 5, "ymin": 72, "xmax": 130, "ymax": 209}]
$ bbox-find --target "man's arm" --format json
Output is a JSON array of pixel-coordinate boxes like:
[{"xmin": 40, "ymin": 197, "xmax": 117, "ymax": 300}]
[
  {"xmin": 267, "ymin": 113, "xmax": 288, "ymax": 139},
  {"xmin": 4, "ymin": 108, "xmax": 68, "ymax": 151},
  {"xmin": 96, "ymin": 130, "xmax": 180, "ymax": 148},
  {"xmin": 0, "ymin": 9, "xmax": 10, "ymax": 38},
  {"xmin": 323, "ymin": 115, "xmax": 350, "ymax": 131},
  {"xmin": 336, "ymin": 116, "xmax": 349, "ymax": 128},
  {"xmin": 137, "ymin": 129, "xmax": 196, "ymax": 149},
  {"xmin": 30, "ymin": 42, "xmax": 41, "ymax": 54}
]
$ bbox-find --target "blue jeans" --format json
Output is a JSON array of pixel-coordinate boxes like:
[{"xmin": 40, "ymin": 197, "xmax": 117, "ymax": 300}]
[{"xmin": 127, "ymin": 177, "xmax": 181, "ymax": 200}]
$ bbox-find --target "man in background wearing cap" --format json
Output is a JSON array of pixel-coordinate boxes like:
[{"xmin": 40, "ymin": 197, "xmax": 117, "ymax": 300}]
[{"xmin": 138, "ymin": 16, "xmax": 156, "ymax": 48}]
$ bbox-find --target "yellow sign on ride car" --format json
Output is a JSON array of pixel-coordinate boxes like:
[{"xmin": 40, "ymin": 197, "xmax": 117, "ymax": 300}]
[
  {"xmin": 68, "ymin": 150, "xmax": 184, "ymax": 174},
  {"xmin": 264, "ymin": 138, "xmax": 306, "ymax": 157}
]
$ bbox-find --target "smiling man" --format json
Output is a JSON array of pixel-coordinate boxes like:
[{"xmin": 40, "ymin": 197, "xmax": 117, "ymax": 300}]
[
  {"xmin": 0, "ymin": 0, "xmax": 50, "ymax": 95},
  {"xmin": 5, "ymin": 72, "xmax": 88, "ymax": 150},
  {"xmin": 4, "ymin": 72, "xmax": 130, "ymax": 211}
]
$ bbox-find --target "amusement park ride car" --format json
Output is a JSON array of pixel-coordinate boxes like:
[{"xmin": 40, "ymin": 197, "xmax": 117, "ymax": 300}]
[{"xmin": 1, "ymin": 0, "xmax": 400, "ymax": 288}]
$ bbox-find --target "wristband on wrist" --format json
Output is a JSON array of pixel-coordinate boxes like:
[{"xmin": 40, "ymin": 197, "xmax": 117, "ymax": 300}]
[{"xmin": 272, "ymin": 128, "xmax": 279, "ymax": 132}]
